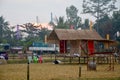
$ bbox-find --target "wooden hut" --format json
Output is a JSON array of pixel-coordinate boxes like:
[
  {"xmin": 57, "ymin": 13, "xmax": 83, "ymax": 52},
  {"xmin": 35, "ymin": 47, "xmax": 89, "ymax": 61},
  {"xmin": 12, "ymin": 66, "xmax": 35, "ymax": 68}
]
[
  {"xmin": 47, "ymin": 29, "xmax": 116, "ymax": 67},
  {"xmin": 48, "ymin": 29, "xmax": 114, "ymax": 54},
  {"xmin": 47, "ymin": 29, "xmax": 114, "ymax": 69}
]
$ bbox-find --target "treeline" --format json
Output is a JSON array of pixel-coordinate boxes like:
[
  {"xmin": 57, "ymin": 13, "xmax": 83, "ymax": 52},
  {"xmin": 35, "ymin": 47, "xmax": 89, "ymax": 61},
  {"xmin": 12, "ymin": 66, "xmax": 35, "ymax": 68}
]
[{"xmin": 0, "ymin": 0, "xmax": 120, "ymax": 49}]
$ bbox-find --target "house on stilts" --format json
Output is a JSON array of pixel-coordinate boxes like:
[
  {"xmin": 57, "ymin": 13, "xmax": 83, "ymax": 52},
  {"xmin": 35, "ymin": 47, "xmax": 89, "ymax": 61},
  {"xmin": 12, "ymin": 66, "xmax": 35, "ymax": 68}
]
[{"xmin": 47, "ymin": 29, "xmax": 117, "ymax": 70}]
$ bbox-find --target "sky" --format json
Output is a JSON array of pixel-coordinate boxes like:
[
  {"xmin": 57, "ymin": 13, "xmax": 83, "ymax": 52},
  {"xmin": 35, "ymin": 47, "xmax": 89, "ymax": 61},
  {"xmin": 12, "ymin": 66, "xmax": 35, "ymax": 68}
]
[{"xmin": 0, "ymin": 0, "xmax": 120, "ymax": 26}]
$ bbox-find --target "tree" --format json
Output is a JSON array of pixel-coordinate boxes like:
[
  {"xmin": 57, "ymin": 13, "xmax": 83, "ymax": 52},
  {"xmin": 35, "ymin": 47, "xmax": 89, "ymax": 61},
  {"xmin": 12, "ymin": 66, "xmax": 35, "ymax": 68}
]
[
  {"xmin": 94, "ymin": 14, "xmax": 113, "ymax": 38},
  {"xmin": 55, "ymin": 16, "xmax": 68, "ymax": 29},
  {"xmin": 23, "ymin": 23, "xmax": 39, "ymax": 38},
  {"xmin": 0, "ymin": 16, "xmax": 10, "ymax": 43},
  {"xmin": 66, "ymin": 5, "xmax": 82, "ymax": 29},
  {"xmin": 112, "ymin": 10, "xmax": 120, "ymax": 40},
  {"xmin": 39, "ymin": 28, "xmax": 50, "ymax": 42},
  {"xmin": 9, "ymin": 23, "xmax": 41, "ymax": 46},
  {"xmin": 8, "ymin": 25, "xmax": 22, "ymax": 46},
  {"xmin": 82, "ymin": 0, "xmax": 117, "ymax": 32},
  {"xmin": 82, "ymin": 19, "xmax": 89, "ymax": 29},
  {"xmin": 110, "ymin": 10, "xmax": 120, "ymax": 48},
  {"xmin": 20, "ymin": 23, "xmax": 50, "ymax": 47}
]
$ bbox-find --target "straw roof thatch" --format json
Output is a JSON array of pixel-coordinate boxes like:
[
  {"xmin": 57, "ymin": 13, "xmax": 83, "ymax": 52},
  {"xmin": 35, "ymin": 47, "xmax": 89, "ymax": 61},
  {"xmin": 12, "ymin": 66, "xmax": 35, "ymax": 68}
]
[{"xmin": 47, "ymin": 29, "xmax": 106, "ymax": 42}]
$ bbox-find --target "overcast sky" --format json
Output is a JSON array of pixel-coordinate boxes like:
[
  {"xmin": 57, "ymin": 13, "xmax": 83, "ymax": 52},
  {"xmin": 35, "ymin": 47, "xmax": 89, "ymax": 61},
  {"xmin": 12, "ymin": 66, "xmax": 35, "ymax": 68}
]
[{"xmin": 0, "ymin": 0, "xmax": 120, "ymax": 25}]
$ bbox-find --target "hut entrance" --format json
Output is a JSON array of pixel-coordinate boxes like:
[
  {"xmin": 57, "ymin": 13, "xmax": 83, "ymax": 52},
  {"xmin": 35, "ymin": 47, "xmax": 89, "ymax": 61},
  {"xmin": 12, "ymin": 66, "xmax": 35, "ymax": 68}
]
[
  {"xmin": 59, "ymin": 40, "xmax": 67, "ymax": 53},
  {"xmin": 88, "ymin": 40, "xmax": 95, "ymax": 55}
]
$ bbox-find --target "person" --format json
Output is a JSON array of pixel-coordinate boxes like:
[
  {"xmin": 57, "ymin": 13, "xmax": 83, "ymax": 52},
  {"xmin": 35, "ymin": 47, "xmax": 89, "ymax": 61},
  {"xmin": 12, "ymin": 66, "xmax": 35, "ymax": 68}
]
[
  {"xmin": 53, "ymin": 60, "xmax": 59, "ymax": 64},
  {"xmin": 33, "ymin": 56, "xmax": 38, "ymax": 63},
  {"xmin": 28, "ymin": 56, "xmax": 32, "ymax": 63},
  {"xmin": 38, "ymin": 55, "xmax": 43, "ymax": 63},
  {"xmin": 53, "ymin": 60, "xmax": 61, "ymax": 64},
  {"xmin": 4, "ymin": 53, "xmax": 8, "ymax": 60}
]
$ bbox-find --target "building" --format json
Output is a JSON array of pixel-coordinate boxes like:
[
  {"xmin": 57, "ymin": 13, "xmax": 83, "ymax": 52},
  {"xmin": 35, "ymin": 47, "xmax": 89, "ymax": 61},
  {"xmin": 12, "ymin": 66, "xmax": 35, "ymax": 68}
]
[{"xmin": 47, "ymin": 29, "xmax": 115, "ymax": 56}]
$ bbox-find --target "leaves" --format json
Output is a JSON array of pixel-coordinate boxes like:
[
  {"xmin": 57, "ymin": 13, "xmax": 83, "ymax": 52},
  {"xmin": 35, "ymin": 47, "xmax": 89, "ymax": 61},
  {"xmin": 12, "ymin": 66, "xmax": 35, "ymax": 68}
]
[
  {"xmin": 55, "ymin": 16, "xmax": 68, "ymax": 29},
  {"xmin": 82, "ymin": 0, "xmax": 117, "ymax": 19},
  {"xmin": 66, "ymin": 5, "xmax": 82, "ymax": 29},
  {"xmin": 0, "ymin": 16, "xmax": 10, "ymax": 43}
]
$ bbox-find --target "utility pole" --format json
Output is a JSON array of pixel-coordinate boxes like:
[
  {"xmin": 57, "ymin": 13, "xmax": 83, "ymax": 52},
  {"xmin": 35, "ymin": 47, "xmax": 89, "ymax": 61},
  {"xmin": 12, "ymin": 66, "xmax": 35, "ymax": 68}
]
[
  {"xmin": 96, "ymin": 0, "xmax": 100, "ymax": 33},
  {"xmin": 51, "ymin": 12, "xmax": 53, "ymax": 23},
  {"xmin": 36, "ymin": 16, "xmax": 39, "ymax": 25}
]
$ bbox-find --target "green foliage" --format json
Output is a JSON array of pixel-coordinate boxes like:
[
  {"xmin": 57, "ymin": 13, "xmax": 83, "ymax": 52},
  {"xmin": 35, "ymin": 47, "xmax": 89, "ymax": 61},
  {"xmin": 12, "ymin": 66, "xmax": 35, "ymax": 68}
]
[
  {"xmin": 83, "ymin": 0, "xmax": 117, "ymax": 19},
  {"xmin": 0, "ymin": 46, "xmax": 4, "ymax": 51},
  {"xmin": 66, "ymin": 5, "xmax": 78, "ymax": 20},
  {"xmin": 23, "ymin": 23, "xmax": 40, "ymax": 38},
  {"xmin": 66, "ymin": 5, "xmax": 82, "ymax": 29},
  {"xmin": 94, "ymin": 14, "xmax": 113, "ymax": 38},
  {"xmin": 39, "ymin": 28, "xmax": 50, "ymax": 41},
  {"xmin": 82, "ymin": 0, "xmax": 117, "ymax": 32},
  {"xmin": 9, "ymin": 23, "xmax": 49, "ymax": 48},
  {"xmin": 82, "ymin": 19, "xmax": 90, "ymax": 29},
  {"xmin": 112, "ymin": 10, "xmax": 120, "ymax": 35},
  {"xmin": 0, "ymin": 16, "xmax": 10, "ymax": 43},
  {"xmin": 55, "ymin": 16, "xmax": 69, "ymax": 29}
]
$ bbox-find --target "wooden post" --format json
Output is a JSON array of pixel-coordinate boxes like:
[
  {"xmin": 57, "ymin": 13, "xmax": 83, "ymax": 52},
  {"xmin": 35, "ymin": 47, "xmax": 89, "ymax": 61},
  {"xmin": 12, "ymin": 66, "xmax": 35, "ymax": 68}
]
[
  {"xmin": 84, "ymin": 57, "xmax": 85, "ymax": 63},
  {"xmin": 64, "ymin": 55, "xmax": 65, "ymax": 64},
  {"xmin": 112, "ymin": 55, "xmax": 114, "ymax": 71},
  {"xmin": 87, "ymin": 56, "xmax": 89, "ymax": 71},
  {"xmin": 55, "ymin": 53, "xmax": 57, "ymax": 61},
  {"xmin": 70, "ymin": 56, "xmax": 72, "ymax": 63},
  {"xmin": 79, "ymin": 57, "xmax": 80, "ymax": 64},
  {"xmin": 111, "ymin": 54, "xmax": 114, "ymax": 71},
  {"xmin": 27, "ymin": 61, "xmax": 30, "ymax": 80},
  {"xmin": 107, "ymin": 56, "xmax": 109, "ymax": 64},
  {"xmin": 79, "ymin": 65, "xmax": 81, "ymax": 77}
]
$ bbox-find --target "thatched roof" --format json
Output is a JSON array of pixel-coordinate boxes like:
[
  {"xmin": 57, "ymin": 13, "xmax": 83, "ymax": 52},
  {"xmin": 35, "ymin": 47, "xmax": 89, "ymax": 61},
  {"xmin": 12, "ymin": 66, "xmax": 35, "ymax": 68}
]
[{"xmin": 47, "ymin": 29, "xmax": 115, "ymax": 43}]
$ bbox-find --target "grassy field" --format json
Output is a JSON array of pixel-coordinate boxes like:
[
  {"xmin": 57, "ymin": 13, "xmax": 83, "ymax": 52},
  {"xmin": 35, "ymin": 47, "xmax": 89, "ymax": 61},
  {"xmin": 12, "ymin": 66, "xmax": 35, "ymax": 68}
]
[{"xmin": 0, "ymin": 61, "xmax": 120, "ymax": 80}]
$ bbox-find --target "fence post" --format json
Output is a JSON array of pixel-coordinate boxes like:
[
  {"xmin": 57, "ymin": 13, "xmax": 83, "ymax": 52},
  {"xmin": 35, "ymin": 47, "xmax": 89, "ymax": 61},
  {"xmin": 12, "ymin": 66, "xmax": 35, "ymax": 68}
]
[
  {"xmin": 79, "ymin": 65, "xmax": 81, "ymax": 78},
  {"xmin": 27, "ymin": 61, "xmax": 29, "ymax": 80}
]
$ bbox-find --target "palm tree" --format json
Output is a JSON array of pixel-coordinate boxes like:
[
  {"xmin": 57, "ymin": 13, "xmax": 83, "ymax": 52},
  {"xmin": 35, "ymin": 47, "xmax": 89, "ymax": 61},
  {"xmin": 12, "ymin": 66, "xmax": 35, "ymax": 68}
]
[
  {"xmin": 0, "ymin": 16, "xmax": 9, "ymax": 43},
  {"xmin": 55, "ymin": 16, "xmax": 68, "ymax": 29}
]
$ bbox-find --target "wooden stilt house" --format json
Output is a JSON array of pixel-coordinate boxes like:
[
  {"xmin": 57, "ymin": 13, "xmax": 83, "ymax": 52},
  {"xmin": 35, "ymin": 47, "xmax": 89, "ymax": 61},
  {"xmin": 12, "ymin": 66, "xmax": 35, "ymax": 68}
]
[
  {"xmin": 47, "ymin": 29, "xmax": 114, "ymax": 56},
  {"xmin": 47, "ymin": 29, "xmax": 117, "ymax": 71}
]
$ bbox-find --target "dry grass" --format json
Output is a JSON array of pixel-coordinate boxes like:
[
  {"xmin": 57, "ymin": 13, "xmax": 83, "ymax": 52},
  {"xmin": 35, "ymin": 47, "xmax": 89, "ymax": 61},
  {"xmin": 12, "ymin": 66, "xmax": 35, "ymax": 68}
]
[{"xmin": 0, "ymin": 62, "xmax": 120, "ymax": 80}]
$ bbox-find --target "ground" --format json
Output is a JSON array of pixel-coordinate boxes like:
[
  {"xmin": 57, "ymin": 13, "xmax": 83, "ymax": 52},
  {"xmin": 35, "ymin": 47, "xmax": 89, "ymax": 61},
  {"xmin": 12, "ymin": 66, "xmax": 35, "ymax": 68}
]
[{"xmin": 0, "ymin": 62, "xmax": 120, "ymax": 80}]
